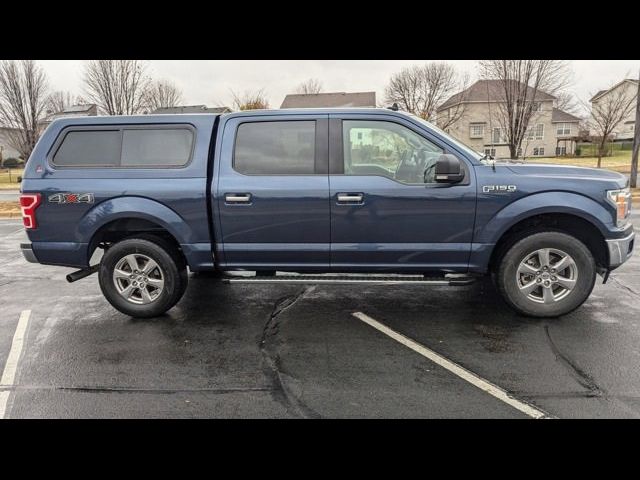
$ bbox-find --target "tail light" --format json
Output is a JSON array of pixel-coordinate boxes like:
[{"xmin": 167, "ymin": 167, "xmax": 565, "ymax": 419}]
[{"xmin": 19, "ymin": 193, "xmax": 42, "ymax": 229}]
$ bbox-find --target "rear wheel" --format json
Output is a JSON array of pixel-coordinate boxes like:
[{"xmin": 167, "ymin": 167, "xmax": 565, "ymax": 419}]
[
  {"xmin": 98, "ymin": 236, "xmax": 188, "ymax": 318},
  {"xmin": 496, "ymin": 231, "xmax": 596, "ymax": 317}
]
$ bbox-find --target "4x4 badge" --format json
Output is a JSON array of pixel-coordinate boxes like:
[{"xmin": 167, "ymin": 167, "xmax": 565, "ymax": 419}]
[{"xmin": 48, "ymin": 193, "xmax": 95, "ymax": 204}]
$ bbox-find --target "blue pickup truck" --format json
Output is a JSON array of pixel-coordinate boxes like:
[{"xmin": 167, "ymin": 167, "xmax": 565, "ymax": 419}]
[{"xmin": 19, "ymin": 108, "xmax": 634, "ymax": 318}]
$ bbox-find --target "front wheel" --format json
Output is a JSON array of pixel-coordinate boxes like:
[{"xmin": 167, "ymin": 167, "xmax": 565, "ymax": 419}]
[
  {"xmin": 98, "ymin": 237, "xmax": 188, "ymax": 318},
  {"xmin": 496, "ymin": 231, "xmax": 596, "ymax": 318}
]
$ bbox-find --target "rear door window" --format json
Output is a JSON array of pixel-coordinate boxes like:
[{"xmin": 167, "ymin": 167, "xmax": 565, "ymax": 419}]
[{"xmin": 234, "ymin": 121, "xmax": 316, "ymax": 174}]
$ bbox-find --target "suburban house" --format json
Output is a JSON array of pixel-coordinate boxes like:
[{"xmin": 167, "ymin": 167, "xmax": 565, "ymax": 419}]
[
  {"xmin": 151, "ymin": 105, "xmax": 232, "ymax": 114},
  {"xmin": 436, "ymin": 80, "xmax": 581, "ymax": 159},
  {"xmin": 0, "ymin": 127, "xmax": 22, "ymax": 162},
  {"xmin": 590, "ymin": 78, "xmax": 638, "ymax": 141},
  {"xmin": 40, "ymin": 104, "xmax": 98, "ymax": 127},
  {"xmin": 280, "ymin": 91, "xmax": 376, "ymax": 108}
]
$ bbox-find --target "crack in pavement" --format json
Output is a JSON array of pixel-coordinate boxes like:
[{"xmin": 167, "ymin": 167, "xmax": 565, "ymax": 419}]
[
  {"xmin": 544, "ymin": 325, "xmax": 604, "ymax": 397},
  {"xmin": 260, "ymin": 286, "xmax": 321, "ymax": 419},
  {"xmin": 609, "ymin": 277, "xmax": 640, "ymax": 298},
  {"xmin": 518, "ymin": 391, "xmax": 610, "ymax": 399},
  {"xmin": 0, "ymin": 385, "xmax": 275, "ymax": 395}
]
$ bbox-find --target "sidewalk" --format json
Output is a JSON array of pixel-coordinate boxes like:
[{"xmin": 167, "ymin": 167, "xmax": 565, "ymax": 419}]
[{"xmin": 0, "ymin": 189, "xmax": 20, "ymax": 202}]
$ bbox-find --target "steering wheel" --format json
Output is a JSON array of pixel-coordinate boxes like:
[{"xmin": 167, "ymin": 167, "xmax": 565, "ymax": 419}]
[{"xmin": 406, "ymin": 135, "xmax": 421, "ymax": 149}]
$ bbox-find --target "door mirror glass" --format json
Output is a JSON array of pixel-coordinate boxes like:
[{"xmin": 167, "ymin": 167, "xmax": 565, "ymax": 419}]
[{"xmin": 435, "ymin": 154, "xmax": 465, "ymax": 183}]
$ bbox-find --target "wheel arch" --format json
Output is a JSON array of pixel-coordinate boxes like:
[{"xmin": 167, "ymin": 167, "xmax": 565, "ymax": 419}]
[
  {"xmin": 488, "ymin": 212, "xmax": 609, "ymax": 273},
  {"xmin": 79, "ymin": 197, "xmax": 193, "ymax": 267}
]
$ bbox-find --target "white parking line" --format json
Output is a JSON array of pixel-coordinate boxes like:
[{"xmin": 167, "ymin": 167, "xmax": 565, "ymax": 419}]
[
  {"xmin": 352, "ymin": 311, "xmax": 552, "ymax": 419},
  {"xmin": 0, "ymin": 310, "xmax": 32, "ymax": 419}
]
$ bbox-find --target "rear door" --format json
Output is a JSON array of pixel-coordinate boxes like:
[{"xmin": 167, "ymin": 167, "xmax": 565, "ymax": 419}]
[
  {"xmin": 215, "ymin": 114, "xmax": 330, "ymax": 270},
  {"xmin": 328, "ymin": 113, "xmax": 476, "ymax": 272}
]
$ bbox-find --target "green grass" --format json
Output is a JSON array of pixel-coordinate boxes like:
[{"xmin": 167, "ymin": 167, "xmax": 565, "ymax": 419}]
[{"xmin": 533, "ymin": 150, "xmax": 633, "ymax": 173}]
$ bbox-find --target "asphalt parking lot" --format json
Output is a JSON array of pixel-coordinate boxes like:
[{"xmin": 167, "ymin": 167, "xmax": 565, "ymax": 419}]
[{"xmin": 0, "ymin": 216, "xmax": 639, "ymax": 419}]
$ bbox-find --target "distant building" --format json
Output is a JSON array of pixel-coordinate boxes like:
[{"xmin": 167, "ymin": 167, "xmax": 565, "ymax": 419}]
[
  {"xmin": 437, "ymin": 80, "xmax": 581, "ymax": 158},
  {"xmin": 280, "ymin": 91, "xmax": 376, "ymax": 109},
  {"xmin": 40, "ymin": 104, "xmax": 98, "ymax": 127},
  {"xmin": 589, "ymin": 79, "xmax": 638, "ymax": 141},
  {"xmin": 151, "ymin": 105, "xmax": 232, "ymax": 114}
]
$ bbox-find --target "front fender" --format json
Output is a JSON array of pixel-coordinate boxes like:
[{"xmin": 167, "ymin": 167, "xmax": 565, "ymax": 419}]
[
  {"xmin": 475, "ymin": 191, "xmax": 616, "ymax": 245},
  {"xmin": 77, "ymin": 196, "xmax": 194, "ymax": 245}
]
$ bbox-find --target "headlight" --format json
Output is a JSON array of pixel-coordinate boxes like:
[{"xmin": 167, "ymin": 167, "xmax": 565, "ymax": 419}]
[{"xmin": 606, "ymin": 187, "xmax": 632, "ymax": 227}]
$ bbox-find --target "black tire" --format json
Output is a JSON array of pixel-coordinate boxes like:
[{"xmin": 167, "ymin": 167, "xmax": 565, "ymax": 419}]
[
  {"xmin": 98, "ymin": 236, "xmax": 188, "ymax": 318},
  {"xmin": 496, "ymin": 231, "xmax": 596, "ymax": 318},
  {"xmin": 134, "ymin": 234, "xmax": 189, "ymax": 300}
]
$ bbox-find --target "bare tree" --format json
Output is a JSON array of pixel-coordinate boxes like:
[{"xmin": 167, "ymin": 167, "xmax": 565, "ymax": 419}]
[
  {"xmin": 295, "ymin": 78, "xmax": 323, "ymax": 94},
  {"xmin": 588, "ymin": 84, "xmax": 635, "ymax": 168},
  {"xmin": 384, "ymin": 62, "xmax": 469, "ymax": 126},
  {"xmin": 554, "ymin": 91, "xmax": 581, "ymax": 116},
  {"xmin": 479, "ymin": 60, "xmax": 571, "ymax": 159},
  {"xmin": 230, "ymin": 89, "xmax": 269, "ymax": 110},
  {"xmin": 143, "ymin": 80, "xmax": 184, "ymax": 112},
  {"xmin": 46, "ymin": 91, "xmax": 77, "ymax": 114},
  {"xmin": 0, "ymin": 60, "xmax": 49, "ymax": 160},
  {"xmin": 83, "ymin": 60, "xmax": 150, "ymax": 115}
]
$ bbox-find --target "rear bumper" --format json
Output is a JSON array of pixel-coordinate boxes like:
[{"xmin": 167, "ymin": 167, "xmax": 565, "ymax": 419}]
[
  {"xmin": 20, "ymin": 243, "xmax": 38, "ymax": 263},
  {"xmin": 22, "ymin": 241, "xmax": 88, "ymax": 268},
  {"xmin": 607, "ymin": 231, "xmax": 635, "ymax": 268}
]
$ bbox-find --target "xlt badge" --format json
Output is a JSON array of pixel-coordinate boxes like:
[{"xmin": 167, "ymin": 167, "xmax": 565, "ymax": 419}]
[{"xmin": 482, "ymin": 185, "xmax": 517, "ymax": 193}]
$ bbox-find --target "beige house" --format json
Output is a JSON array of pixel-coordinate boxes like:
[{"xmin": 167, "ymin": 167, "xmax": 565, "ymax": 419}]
[
  {"xmin": 437, "ymin": 80, "xmax": 581, "ymax": 159},
  {"xmin": 590, "ymin": 78, "xmax": 638, "ymax": 141}
]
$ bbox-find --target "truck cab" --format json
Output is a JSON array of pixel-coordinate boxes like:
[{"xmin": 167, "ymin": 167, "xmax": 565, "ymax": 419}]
[{"xmin": 20, "ymin": 108, "xmax": 635, "ymax": 318}]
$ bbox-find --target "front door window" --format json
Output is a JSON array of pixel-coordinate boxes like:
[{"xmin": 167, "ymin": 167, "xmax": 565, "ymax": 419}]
[{"xmin": 342, "ymin": 120, "xmax": 444, "ymax": 184}]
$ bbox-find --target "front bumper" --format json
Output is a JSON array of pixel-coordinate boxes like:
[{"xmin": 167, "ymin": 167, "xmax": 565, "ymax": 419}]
[
  {"xmin": 607, "ymin": 231, "xmax": 635, "ymax": 268},
  {"xmin": 20, "ymin": 243, "xmax": 38, "ymax": 263}
]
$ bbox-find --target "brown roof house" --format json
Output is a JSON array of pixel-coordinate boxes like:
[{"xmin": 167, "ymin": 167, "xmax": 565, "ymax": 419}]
[
  {"xmin": 280, "ymin": 91, "xmax": 376, "ymax": 109},
  {"xmin": 437, "ymin": 80, "xmax": 581, "ymax": 159},
  {"xmin": 151, "ymin": 105, "xmax": 232, "ymax": 114}
]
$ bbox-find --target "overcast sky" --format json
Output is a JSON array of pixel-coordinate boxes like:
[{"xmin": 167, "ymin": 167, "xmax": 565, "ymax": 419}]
[{"xmin": 36, "ymin": 60, "xmax": 640, "ymax": 113}]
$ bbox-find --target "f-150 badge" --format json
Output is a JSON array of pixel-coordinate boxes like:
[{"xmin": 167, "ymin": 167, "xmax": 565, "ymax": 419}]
[
  {"xmin": 48, "ymin": 193, "xmax": 95, "ymax": 204},
  {"xmin": 482, "ymin": 185, "xmax": 517, "ymax": 193}
]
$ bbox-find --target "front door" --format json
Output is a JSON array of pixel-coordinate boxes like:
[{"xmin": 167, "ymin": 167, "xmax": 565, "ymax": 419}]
[
  {"xmin": 328, "ymin": 115, "xmax": 476, "ymax": 272},
  {"xmin": 216, "ymin": 114, "xmax": 330, "ymax": 270}
]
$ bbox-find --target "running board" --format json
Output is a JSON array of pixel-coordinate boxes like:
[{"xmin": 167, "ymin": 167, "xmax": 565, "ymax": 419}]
[{"xmin": 222, "ymin": 274, "xmax": 476, "ymax": 286}]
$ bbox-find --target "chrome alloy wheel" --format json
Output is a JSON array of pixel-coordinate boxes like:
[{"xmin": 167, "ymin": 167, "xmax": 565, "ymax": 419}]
[
  {"xmin": 516, "ymin": 248, "xmax": 578, "ymax": 304},
  {"xmin": 113, "ymin": 253, "xmax": 164, "ymax": 305}
]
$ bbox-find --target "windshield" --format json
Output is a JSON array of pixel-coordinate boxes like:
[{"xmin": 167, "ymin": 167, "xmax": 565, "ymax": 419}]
[{"xmin": 409, "ymin": 115, "xmax": 484, "ymax": 161}]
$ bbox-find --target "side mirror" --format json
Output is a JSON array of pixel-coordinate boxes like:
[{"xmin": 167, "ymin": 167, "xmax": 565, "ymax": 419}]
[{"xmin": 435, "ymin": 154, "xmax": 464, "ymax": 183}]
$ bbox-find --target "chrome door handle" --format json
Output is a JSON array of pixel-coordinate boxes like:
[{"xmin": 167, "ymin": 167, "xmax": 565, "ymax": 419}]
[
  {"xmin": 225, "ymin": 193, "xmax": 252, "ymax": 203},
  {"xmin": 337, "ymin": 193, "xmax": 364, "ymax": 203}
]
